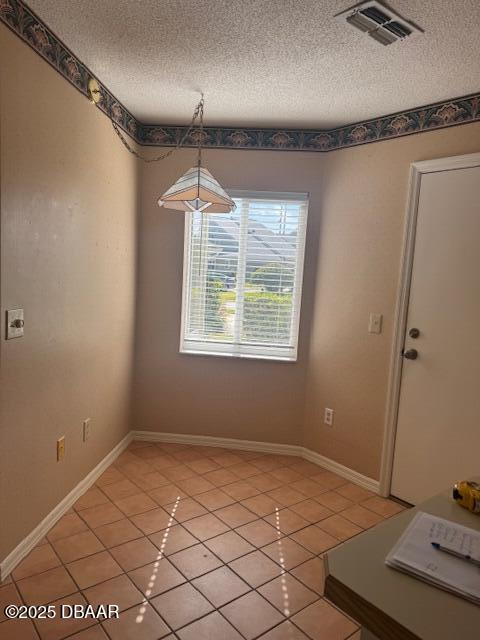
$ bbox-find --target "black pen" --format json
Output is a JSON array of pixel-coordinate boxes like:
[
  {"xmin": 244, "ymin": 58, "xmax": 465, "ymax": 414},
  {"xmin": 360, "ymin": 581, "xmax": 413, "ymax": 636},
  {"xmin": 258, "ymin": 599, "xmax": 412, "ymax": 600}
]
[{"xmin": 431, "ymin": 542, "xmax": 480, "ymax": 567}]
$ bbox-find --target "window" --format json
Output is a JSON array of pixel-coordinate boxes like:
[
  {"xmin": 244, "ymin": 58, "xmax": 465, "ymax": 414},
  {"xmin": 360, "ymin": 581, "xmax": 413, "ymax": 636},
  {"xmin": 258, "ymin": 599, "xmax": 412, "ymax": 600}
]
[{"xmin": 181, "ymin": 191, "xmax": 309, "ymax": 361}]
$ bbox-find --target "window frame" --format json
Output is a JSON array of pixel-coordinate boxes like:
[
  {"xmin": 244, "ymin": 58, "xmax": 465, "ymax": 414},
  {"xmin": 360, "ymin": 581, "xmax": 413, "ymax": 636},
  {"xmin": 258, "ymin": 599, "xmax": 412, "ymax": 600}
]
[{"xmin": 180, "ymin": 190, "xmax": 309, "ymax": 362}]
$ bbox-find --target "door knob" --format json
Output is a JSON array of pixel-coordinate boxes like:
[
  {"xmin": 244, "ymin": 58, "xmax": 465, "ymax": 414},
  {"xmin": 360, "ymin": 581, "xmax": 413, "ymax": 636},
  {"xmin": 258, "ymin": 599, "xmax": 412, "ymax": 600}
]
[
  {"xmin": 408, "ymin": 328, "xmax": 420, "ymax": 339},
  {"xmin": 402, "ymin": 349, "xmax": 418, "ymax": 360}
]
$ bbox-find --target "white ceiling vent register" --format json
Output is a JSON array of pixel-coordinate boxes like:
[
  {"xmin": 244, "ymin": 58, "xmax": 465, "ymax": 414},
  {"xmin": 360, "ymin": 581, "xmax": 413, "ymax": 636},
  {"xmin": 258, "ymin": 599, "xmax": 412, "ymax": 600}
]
[{"xmin": 336, "ymin": 1, "xmax": 422, "ymax": 45}]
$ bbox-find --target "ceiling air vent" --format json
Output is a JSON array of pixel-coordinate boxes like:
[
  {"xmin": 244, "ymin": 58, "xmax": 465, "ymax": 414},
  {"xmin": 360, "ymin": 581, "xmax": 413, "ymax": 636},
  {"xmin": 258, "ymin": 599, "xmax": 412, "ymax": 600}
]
[{"xmin": 337, "ymin": 1, "xmax": 422, "ymax": 45}]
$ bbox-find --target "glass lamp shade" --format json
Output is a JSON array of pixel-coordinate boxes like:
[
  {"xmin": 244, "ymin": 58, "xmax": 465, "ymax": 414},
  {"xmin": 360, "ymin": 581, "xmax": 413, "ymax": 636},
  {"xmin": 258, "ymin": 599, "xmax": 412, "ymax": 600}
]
[{"xmin": 158, "ymin": 167, "xmax": 236, "ymax": 213}]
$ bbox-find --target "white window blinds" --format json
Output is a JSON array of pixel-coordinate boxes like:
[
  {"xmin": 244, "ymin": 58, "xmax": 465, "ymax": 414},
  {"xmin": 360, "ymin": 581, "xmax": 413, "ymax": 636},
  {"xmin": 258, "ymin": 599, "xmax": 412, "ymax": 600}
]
[{"xmin": 181, "ymin": 191, "xmax": 309, "ymax": 361}]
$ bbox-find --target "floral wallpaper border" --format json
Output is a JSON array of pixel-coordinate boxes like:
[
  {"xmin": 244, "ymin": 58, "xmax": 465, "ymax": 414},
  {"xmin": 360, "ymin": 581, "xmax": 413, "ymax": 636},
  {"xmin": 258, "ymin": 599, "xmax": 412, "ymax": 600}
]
[
  {"xmin": 139, "ymin": 93, "xmax": 480, "ymax": 151},
  {"xmin": 2, "ymin": 0, "xmax": 480, "ymax": 152},
  {"xmin": 0, "ymin": 0, "xmax": 139, "ymax": 140}
]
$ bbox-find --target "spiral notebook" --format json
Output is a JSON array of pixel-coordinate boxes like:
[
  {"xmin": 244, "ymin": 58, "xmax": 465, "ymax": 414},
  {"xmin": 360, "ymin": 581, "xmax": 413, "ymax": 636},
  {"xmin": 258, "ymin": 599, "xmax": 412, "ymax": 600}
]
[{"xmin": 385, "ymin": 511, "xmax": 480, "ymax": 605}]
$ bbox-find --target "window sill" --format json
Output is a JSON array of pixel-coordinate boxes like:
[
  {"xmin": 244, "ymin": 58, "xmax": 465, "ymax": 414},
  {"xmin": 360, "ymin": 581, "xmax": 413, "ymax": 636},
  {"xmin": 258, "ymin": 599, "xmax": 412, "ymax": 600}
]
[{"xmin": 179, "ymin": 349, "xmax": 297, "ymax": 363}]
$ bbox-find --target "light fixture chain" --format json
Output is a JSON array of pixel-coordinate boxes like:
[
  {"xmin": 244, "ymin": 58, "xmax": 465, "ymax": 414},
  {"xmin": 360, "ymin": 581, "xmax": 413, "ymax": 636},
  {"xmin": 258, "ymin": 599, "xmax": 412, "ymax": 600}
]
[
  {"xmin": 197, "ymin": 99, "xmax": 204, "ymax": 169},
  {"xmin": 111, "ymin": 95, "xmax": 204, "ymax": 163}
]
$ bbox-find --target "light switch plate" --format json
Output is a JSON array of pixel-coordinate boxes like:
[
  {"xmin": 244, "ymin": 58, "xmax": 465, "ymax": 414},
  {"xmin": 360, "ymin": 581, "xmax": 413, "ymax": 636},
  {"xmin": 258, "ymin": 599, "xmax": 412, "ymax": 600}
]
[
  {"xmin": 368, "ymin": 313, "xmax": 383, "ymax": 334},
  {"xmin": 6, "ymin": 309, "xmax": 24, "ymax": 340}
]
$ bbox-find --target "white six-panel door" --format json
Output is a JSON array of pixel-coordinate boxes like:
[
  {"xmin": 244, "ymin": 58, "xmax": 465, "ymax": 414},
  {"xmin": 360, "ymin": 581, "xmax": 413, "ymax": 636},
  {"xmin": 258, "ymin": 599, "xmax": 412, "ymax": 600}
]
[{"xmin": 391, "ymin": 158, "xmax": 480, "ymax": 504}]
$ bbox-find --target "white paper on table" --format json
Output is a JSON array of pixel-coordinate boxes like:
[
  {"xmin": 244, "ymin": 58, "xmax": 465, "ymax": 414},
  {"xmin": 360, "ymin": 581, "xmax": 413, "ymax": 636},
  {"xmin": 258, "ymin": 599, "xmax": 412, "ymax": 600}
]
[{"xmin": 385, "ymin": 511, "xmax": 480, "ymax": 604}]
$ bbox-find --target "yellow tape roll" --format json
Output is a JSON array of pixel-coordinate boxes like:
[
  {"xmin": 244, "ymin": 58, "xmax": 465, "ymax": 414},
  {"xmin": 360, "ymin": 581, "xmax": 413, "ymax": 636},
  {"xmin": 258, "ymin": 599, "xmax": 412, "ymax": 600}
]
[{"xmin": 453, "ymin": 481, "xmax": 480, "ymax": 514}]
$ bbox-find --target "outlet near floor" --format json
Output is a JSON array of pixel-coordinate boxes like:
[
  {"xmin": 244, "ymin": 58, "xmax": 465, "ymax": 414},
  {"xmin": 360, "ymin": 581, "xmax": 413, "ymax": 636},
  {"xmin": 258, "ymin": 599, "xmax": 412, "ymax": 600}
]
[
  {"xmin": 83, "ymin": 418, "xmax": 91, "ymax": 442},
  {"xmin": 57, "ymin": 436, "xmax": 65, "ymax": 461},
  {"xmin": 324, "ymin": 407, "xmax": 334, "ymax": 426}
]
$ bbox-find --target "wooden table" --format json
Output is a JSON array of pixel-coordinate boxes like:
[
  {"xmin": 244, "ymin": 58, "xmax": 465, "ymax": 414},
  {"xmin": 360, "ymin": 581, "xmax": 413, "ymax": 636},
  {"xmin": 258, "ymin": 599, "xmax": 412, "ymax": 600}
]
[{"xmin": 325, "ymin": 490, "xmax": 480, "ymax": 640}]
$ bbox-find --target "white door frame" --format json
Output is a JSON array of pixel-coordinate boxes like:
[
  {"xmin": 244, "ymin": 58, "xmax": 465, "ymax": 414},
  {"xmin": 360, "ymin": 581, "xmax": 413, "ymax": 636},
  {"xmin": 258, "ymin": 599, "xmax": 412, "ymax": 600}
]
[{"xmin": 378, "ymin": 152, "xmax": 480, "ymax": 497}]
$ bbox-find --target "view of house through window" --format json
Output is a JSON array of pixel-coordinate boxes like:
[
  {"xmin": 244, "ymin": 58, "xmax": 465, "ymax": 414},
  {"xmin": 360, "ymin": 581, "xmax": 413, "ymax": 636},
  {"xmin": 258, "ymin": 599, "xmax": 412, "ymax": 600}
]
[{"xmin": 181, "ymin": 192, "xmax": 309, "ymax": 360}]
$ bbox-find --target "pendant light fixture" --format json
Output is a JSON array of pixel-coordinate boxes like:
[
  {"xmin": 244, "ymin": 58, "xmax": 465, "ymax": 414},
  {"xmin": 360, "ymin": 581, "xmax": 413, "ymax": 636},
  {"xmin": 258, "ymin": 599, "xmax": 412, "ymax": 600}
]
[
  {"xmin": 158, "ymin": 97, "xmax": 235, "ymax": 214},
  {"xmin": 92, "ymin": 87, "xmax": 236, "ymax": 215}
]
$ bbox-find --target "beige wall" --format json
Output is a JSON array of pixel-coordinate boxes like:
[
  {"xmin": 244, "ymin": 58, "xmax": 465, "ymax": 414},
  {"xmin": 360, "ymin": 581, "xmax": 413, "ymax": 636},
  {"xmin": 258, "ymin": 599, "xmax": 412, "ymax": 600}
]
[
  {"xmin": 133, "ymin": 124, "xmax": 480, "ymax": 480},
  {"xmin": 133, "ymin": 148, "xmax": 326, "ymax": 444},
  {"xmin": 0, "ymin": 26, "xmax": 138, "ymax": 560},
  {"xmin": 303, "ymin": 123, "xmax": 480, "ymax": 479}
]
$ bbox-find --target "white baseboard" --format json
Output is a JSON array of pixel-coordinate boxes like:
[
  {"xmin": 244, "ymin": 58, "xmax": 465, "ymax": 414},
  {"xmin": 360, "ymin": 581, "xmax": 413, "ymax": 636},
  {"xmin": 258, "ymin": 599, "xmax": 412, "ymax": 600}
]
[
  {"xmin": 132, "ymin": 430, "xmax": 379, "ymax": 493},
  {"xmin": 0, "ymin": 432, "xmax": 132, "ymax": 581},
  {"xmin": 301, "ymin": 448, "xmax": 379, "ymax": 493},
  {"xmin": 133, "ymin": 430, "xmax": 304, "ymax": 457}
]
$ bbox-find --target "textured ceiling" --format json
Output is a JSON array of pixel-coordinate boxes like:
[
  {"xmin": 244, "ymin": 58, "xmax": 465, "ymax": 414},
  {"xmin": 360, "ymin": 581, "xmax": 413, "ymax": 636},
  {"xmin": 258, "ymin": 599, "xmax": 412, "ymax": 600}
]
[{"xmin": 27, "ymin": 0, "xmax": 480, "ymax": 128}]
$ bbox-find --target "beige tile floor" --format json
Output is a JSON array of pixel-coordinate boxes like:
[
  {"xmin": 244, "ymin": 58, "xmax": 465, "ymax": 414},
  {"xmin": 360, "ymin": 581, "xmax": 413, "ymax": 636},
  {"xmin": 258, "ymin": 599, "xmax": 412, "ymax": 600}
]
[{"xmin": 0, "ymin": 442, "xmax": 405, "ymax": 640}]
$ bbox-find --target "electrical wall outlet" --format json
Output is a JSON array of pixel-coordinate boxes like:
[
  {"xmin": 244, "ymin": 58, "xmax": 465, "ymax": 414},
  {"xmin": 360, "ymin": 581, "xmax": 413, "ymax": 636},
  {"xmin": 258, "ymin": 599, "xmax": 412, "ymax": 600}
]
[
  {"xmin": 57, "ymin": 436, "xmax": 65, "ymax": 461},
  {"xmin": 83, "ymin": 418, "xmax": 91, "ymax": 442},
  {"xmin": 324, "ymin": 408, "xmax": 334, "ymax": 426}
]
